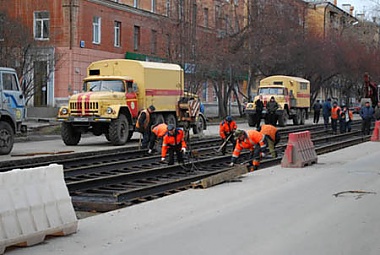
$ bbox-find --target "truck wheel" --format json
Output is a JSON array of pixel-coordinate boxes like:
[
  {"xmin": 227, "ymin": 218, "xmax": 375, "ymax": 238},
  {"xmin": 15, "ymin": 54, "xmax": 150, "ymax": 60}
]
[
  {"xmin": 278, "ymin": 111, "xmax": 288, "ymax": 127},
  {"xmin": 193, "ymin": 115, "xmax": 205, "ymax": 135},
  {"xmin": 109, "ymin": 114, "xmax": 129, "ymax": 145},
  {"xmin": 165, "ymin": 113, "xmax": 177, "ymax": 127},
  {"xmin": 300, "ymin": 110, "xmax": 306, "ymax": 125},
  {"xmin": 293, "ymin": 109, "xmax": 301, "ymax": 125},
  {"xmin": 247, "ymin": 114, "xmax": 257, "ymax": 127},
  {"xmin": 0, "ymin": 122, "xmax": 14, "ymax": 155},
  {"xmin": 61, "ymin": 122, "xmax": 81, "ymax": 145}
]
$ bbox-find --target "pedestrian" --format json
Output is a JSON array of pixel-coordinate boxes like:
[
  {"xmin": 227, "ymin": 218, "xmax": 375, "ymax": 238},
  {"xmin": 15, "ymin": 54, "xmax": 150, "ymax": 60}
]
[
  {"xmin": 360, "ymin": 101, "xmax": 374, "ymax": 135},
  {"xmin": 229, "ymin": 129, "xmax": 268, "ymax": 171},
  {"xmin": 148, "ymin": 122, "xmax": 167, "ymax": 154},
  {"xmin": 219, "ymin": 116, "xmax": 237, "ymax": 155},
  {"xmin": 136, "ymin": 105, "xmax": 156, "ymax": 149},
  {"xmin": 255, "ymin": 95, "xmax": 264, "ymax": 128},
  {"xmin": 313, "ymin": 99, "xmax": 322, "ymax": 124},
  {"xmin": 339, "ymin": 105, "xmax": 353, "ymax": 133},
  {"xmin": 322, "ymin": 98, "xmax": 332, "ymax": 130},
  {"xmin": 374, "ymin": 102, "xmax": 380, "ymax": 121},
  {"xmin": 266, "ymin": 96, "xmax": 279, "ymax": 126},
  {"xmin": 331, "ymin": 102, "xmax": 340, "ymax": 135},
  {"xmin": 257, "ymin": 124, "xmax": 280, "ymax": 158},
  {"xmin": 160, "ymin": 124, "xmax": 187, "ymax": 165}
]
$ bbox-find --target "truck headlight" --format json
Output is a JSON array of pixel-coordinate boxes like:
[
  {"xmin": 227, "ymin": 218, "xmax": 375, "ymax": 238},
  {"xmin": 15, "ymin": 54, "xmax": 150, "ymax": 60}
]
[
  {"xmin": 106, "ymin": 107, "xmax": 113, "ymax": 114},
  {"xmin": 60, "ymin": 108, "xmax": 68, "ymax": 115}
]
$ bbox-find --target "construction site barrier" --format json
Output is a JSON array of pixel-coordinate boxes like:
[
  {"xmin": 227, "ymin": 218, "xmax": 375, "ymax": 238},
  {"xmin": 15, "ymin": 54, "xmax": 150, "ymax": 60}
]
[
  {"xmin": 0, "ymin": 164, "xmax": 78, "ymax": 254},
  {"xmin": 371, "ymin": 120, "xmax": 380, "ymax": 141},
  {"xmin": 281, "ymin": 131, "xmax": 317, "ymax": 168}
]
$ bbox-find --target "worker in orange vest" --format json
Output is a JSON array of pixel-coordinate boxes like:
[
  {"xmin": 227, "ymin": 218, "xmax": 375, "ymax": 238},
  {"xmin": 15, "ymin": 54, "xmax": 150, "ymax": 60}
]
[
  {"xmin": 257, "ymin": 124, "xmax": 280, "ymax": 158},
  {"xmin": 148, "ymin": 123, "xmax": 168, "ymax": 154},
  {"xmin": 219, "ymin": 116, "xmax": 237, "ymax": 155},
  {"xmin": 339, "ymin": 105, "xmax": 353, "ymax": 133},
  {"xmin": 161, "ymin": 124, "xmax": 187, "ymax": 165},
  {"xmin": 136, "ymin": 105, "xmax": 156, "ymax": 149},
  {"xmin": 330, "ymin": 101, "xmax": 341, "ymax": 135},
  {"xmin": 229, "ymin": 129, "xmax": 268, "ymax": 171}
]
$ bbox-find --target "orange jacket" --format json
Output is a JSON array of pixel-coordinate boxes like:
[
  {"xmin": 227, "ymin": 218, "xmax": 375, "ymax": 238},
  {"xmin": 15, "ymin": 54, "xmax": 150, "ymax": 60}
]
[
  {"xmin": 259, "ymin": 124, "xmax": 277, "ymax": 141},
  {"xmin": 152, "ymin": 123, "xmax": 168, "ymax": 138},
  {"xmin": 219, "ymin": 120, "xmax": 237, "ymax": 139},
  {"xmin": 232, "ymin": 130, "xmax": 266, "ymax": 158},
  {"xmin": 162, "ymin": 129, "xmax": 187, "ymax": 158},
  {"xmin": 331, "ymin": 106, "xmax": 341, "ymax": 120}
]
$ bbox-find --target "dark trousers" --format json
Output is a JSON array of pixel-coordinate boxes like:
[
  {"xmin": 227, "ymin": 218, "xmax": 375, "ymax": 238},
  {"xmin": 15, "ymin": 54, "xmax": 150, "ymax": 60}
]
[
  {"xmin": 339, "ymin": 119, "xmax": 346, "ymax": 133},
  {"xmin": 323, "ymin": 115, "xmax": 330, "ymax": 130},
  {"xmin": 331, "ymin": 118, "xmax": 338, "ymax": 134},
  {"xmin": 313, "ymin": 111, "xmax": 320, "ymax": 124},
  {"xmin": 220, "ymin": 135, "xmax": 236, "ymax": 155},
  {"xmin": 141, "ymin": 129, "xmax": 151, "ymax": 149},
  {"xmin": 362, "ymin": 119, "xmax": 371, "ymax": 135},
  {"xmin": 256, "ymin": 112, "xmax": 262, "ymax": 128},
  {"xmin": 168, "ymin": 145, "xmax": 183, "ymax": 165},
  {"xmin": 267, "ymin": 113, "xmax": 277, "ymax": 126}
]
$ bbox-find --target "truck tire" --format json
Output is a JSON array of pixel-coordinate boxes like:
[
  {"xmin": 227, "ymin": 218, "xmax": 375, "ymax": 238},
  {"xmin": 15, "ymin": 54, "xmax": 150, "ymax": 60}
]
[
  {"xmin": 61, "ymin": 122, "xmax": 81, "ymax": 145},
  {"xmin": 109, "ymin": 114, "xmax": 129, "ymax": 145},
  {"xmin": 165, "ymin": 113, "xmax": 177, "ymax": 127},
  {"xmin": 0, "ymin": 121, "xmax": 14, "ymax": 155},
  {"xmin": 300, "ymin": 109, "xmax": 306, "ymax": 125},
  {"xmin": 278, "ymin": 111, "xmax": 288, "ymax": 127},
  {"xmin": 293, "ymin": 109, "xmax": 301, "ymax": 125},
  {"xmin": 247, "ymin": 114, "xmax": 257, "ymax": 127},
  {"xmin": 193, "ymin": 115, "xmax": 206, "ymax": 135}
]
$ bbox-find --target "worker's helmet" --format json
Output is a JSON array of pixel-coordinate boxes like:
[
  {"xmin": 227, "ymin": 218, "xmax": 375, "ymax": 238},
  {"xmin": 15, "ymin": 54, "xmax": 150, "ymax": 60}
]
[
  {"xmin": 148, "ymin": 105, "xmax": 156, "ymax": 111},
  {"xmin": 226, "ymin": 116, "xmax": 233, "ymax": 122},
  {"xmin": 234, "ymin": 129, "xmax": 246, "ymax": 139},
  {"xmin": 167, "ymin": 124, "xmax": 175, "ymax": 131}
]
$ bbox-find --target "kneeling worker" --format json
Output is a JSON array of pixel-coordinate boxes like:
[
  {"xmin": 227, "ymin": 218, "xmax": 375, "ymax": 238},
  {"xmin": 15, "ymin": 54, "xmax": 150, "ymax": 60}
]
[
  {"xmin": 257, "ymin": 124, "xmax": 280, "ymax": 158},
  {"xmin": 148, "ymin": 123, "xmax": 168, "ymax": 154},
  {"xmin": 219, "ymin": 115, "xmax": 237, "ymax": 155},
  {"xmin": 161, "ymin": 124, "xmax": 187, "ymax": 165},
  {"xmin": 229, "ymin": 129, "xmax": 268, "ymax": 171}
]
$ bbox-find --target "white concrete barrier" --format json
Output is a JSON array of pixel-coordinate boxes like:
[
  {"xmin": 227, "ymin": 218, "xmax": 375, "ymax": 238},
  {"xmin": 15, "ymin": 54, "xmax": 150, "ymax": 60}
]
[{"xmin": 0, "ymin": 164, "xmax": 78, "ymax": 254}]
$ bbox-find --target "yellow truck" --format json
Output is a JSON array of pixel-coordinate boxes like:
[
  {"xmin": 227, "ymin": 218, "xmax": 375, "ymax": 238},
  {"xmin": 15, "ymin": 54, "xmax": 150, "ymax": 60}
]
[
  {"xmin": 245, "ymin": 75, "xmax": 310, "ymax": 127},
  {"xmin": 57, "ymin": 59, "xmax": 206, "ymax": 145}
]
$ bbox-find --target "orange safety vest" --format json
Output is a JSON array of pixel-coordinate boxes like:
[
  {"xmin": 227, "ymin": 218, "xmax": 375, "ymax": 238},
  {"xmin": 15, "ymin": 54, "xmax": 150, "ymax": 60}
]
[
  {"xmin": 219, "ymin": 120, "xmax": 237, "ymax": 139},
  {"xmin": 232, "ymin": 130, "xmax": 266, "ymax": 158},
  {"xmin": 152, "ymin": 123, "xmax": 168, "ymax": 138},
  {"xmin": 136, "ymin": 109, "xmax": 151, "ymax": 130},
  {"xmin": 341, "ymin": 110, "xmax": 354, "ymax": 121},
  {"xmin": 161, "ymin": 129, "xmax": 187, "ymax": 158},
  {"xmin": 259, "ymin": 124, "xmax": 277, "ymax": 141},
  {"xmin": 331, "ymin": 106, "xmax": 341, "ymax": 120}
]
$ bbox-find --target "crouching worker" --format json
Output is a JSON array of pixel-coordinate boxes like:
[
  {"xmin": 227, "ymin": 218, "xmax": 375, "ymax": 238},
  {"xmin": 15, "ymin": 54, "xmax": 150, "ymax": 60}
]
[
  {"xmin": 219, "ymin": 115, "xmax": 237, "ymax": 155},
  {"xmin": 257, "ymin": 124, "xmax": 280, "ymax": 158},
  {"xmin": 148, "ymin": 123, "xmax": 168, "ymax": 154},
  {"xmin": 229, "ymin": 129, "xmax": 268, "ymax": 171},
  {"xmin": 160, "ymin": 124, "xmax": 187, "ymax": 165}
]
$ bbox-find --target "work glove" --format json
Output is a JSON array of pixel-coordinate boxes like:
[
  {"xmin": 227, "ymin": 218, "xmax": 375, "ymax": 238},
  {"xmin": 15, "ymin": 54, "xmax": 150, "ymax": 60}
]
[
  {"xmin": 160, "ymin": 157, "xmax": 165, "ymax": 163},
  {"xmin": 260, "ymin": 152, "xmax": 266, "ymax": 159},
  {"xmin": 148, "ymin": 149, "xmax": 153, "ymax": 154},
  {"xmin": 181, "ymin": 148, "xmax": 186, "ymax": 153},
  {"xmin": 229, "ymin": 162, "xmax": 234, "ymax": 167}
]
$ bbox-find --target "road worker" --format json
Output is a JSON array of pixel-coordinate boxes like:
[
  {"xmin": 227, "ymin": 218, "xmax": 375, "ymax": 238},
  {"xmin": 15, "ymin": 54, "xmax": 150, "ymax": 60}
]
[
  {"xmin": 136, "ymin": 105, "xmax": 156, "ymax": 149},
  {"xmin": 229, "ymin": 129, "xmax": 268, "ymax": 171},
  {"xmin": 219, "ymin": 116, "xmax": 237, "ymax": 155},
  {"xmin": 330, "ymin": 101, "xmax": 340, "ymax": 135},
  {"xmin": 257, "ymin": 124, "xmax": 280, "ymax": 158},
  {"xmin": 266, "ymin": 96, "xmax": 279, "ymax": 126},
  {"xmin": 339, "ymin": 105, "xmax": 353, "ymax": 133},
  {"xmin": 161, "ymin": 124, "xmax": 187, "ymax": 165},
  {"xmin": 148, "ymin": 122, "xmax": 168, "ymax": 154}
]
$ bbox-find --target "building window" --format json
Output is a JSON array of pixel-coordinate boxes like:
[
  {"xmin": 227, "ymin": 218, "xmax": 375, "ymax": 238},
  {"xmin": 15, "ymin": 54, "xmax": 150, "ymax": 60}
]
[
  {"xmin": 114, "ymin": 21, "xmax": 121, "ymax": 47},
  {"xmin": 166, "ymin": 0, "xmax": 171, "ymax": 17},
  {"xmin": 93, "ymin": 16, "xmax": 101, "ymax": 44},
  {"xmin": 0, "ymin": 14, "xmax": 4, "ymax": 41},
  {"xmin": 134, "ymin": 0, "xmax": 139, "ymax": 8},
  {"xmin": 203, "ymin": 8, "xmax": 209, "ymax": 28},
  {"xmin": 34, "ymin": 11, "xmax": 49, "ymax": 40},
  {"xmin": 151, "ymin": 0, "xmax": 157, "ymax": 13},
  {"xmin": 166, "ymin": 34, "xmax": 171, "ymax": 57},
  {"xmin": 134, "ymin": 26, "xmax": 140, "ymax": 51},
  {"xmin": 178, "ymin": 1, "xmax": 183, "ymax": 20},
  {"xmin": 151, "ymin": 30, "xmax": 157, "ymax": 54}
]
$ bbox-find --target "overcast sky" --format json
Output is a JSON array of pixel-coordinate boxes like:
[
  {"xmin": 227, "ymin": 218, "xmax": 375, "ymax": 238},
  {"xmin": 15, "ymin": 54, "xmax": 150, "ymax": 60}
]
[{"xmin": 338, "ymin": 0, "xmax": 379, "ymax": 17}]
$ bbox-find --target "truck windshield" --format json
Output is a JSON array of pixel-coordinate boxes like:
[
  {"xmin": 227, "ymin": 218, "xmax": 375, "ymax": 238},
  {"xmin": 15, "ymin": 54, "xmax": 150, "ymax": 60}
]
[
  {"xmin": 84, "ymin": 80, "xmax": 125, "ymax": 92},
  {"xmin": 259, "ymin": 87, "xmax": 284, "ymax": 95}
]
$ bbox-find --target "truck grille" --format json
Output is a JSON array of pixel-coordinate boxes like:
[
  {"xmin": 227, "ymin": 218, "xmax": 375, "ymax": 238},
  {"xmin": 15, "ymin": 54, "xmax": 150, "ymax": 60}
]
[{"xmin": 70, "ymin": 101, "xmax": 99, "ymax": 114}]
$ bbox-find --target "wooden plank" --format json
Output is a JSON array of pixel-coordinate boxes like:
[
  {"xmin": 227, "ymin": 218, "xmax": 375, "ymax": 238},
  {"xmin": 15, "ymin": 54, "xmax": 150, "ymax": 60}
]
[{"xmin": 192, "ymin": 165, "xmax": 248, "ymax": 189}]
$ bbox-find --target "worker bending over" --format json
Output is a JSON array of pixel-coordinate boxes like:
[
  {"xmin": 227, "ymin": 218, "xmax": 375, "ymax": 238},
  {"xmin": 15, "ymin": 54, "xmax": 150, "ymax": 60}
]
[
  {"xmin": 229, "ymin": 129, "xmax": 268, "ymax": 171},
  {"xmin": 161, "ymin": 124, "xmax": 187, "ymax": 165},
  {"xmin": 219, "ymin": 116, "xmax": 237, "ymax": 155},
  {"xmin": 257, "ymin": 124, "xmax": 280, "ymax": 158},
  {"xmin": 148, "ymin": 123, "xmax": 168, "ymax": 154}
]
